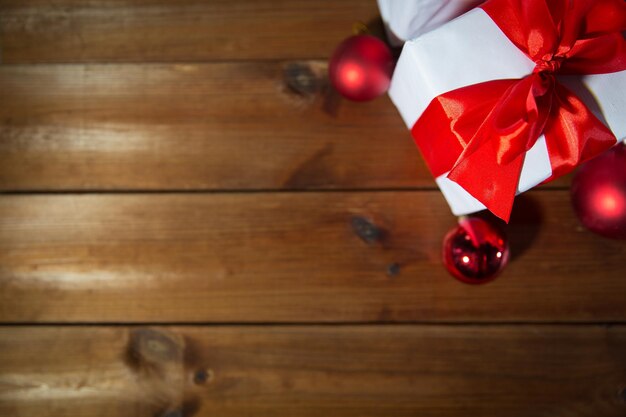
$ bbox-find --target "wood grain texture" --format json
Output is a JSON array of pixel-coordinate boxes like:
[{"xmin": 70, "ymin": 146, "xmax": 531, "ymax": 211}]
[
  {"xmin": 0, "ymin": 63, "xmax": 571, "ymax": 191},
  {"xmin": 1, "ymin": 325, "xmax": 625, "ymax": 416},
  {"xmin": 0, "ymin": 0, "xmax": 379, "ymax": 63},
  {"xmin": 0, "ymin": 62, "xmax": 425, "ymax": 191},
  {"xmin": 1, "ymin": 191, "xmax": 624, "ymax": 323}
]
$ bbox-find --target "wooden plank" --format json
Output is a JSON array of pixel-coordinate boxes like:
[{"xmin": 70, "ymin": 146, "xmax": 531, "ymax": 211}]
[
  {"xmin": 0, "ymin": 63, "xmax": 570, "ymax": 191},
  {"xmin": 0, "ymin": 62, "xmax": 426, "ymax": 191},
  {"xmin": 0, "ymin": 191, "xmax": 624, "ymax": 323},
  {"xmin": 0, "ymin": 0, "xmax": 380, "ymax": 63},
  {"xmin": 1, "ymin": 325, "xmax": 625, "ymax": 416}
]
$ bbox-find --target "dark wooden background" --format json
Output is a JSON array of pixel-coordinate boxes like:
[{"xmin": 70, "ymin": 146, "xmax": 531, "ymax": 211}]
[{"xmin": 1, "ymin": 1, "xmax": 625, "ymax": 415}]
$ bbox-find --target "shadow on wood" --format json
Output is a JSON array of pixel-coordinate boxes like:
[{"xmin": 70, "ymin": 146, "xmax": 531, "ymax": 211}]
[{"xmin": 474, "ymin": 193, "xmax": 544, "ymax": 263}]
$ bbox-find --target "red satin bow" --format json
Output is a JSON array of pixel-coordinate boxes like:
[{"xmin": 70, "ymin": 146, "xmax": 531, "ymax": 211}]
[{"xmin": 411, "ymin": 0, "xmax": 626, "ymax": 221}]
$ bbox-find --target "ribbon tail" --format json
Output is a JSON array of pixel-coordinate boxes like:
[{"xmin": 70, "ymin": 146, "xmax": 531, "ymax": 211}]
[
  {"xmin": 446, "ymin": 74, "xmax": 549, "ymax": 222},
  {"xmin": 447, "ymin": 143, "xmax": 525, "ymax": 222},
  {"xmin": 411, "ymin": 77, "xmax": 546, "ymax": 222}
]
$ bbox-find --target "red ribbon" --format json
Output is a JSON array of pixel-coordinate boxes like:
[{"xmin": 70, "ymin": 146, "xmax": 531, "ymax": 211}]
[{"xmin": 411, "ymin": 0, "xmax": 626, "ymax": 221}]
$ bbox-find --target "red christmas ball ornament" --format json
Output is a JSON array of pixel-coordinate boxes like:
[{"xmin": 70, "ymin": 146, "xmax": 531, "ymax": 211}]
[
  {"xmin": 328, "ymin": 34, "xmax": 394, "ymax": 101},
  {"xmin": 571, "ymin": 143, "xmax": 626, "ymax": 239},
  {"xmin": 442, "ymin": 217, "xmax": 510, "ymax": 284}
]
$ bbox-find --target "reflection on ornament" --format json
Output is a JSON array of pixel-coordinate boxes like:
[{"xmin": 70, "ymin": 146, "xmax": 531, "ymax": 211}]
[
  {"xmin": 328, "ymin": 35, "xmax": 394, "ymax": 101},
  {"xmin": 442, "ymin": 217, "xmax": 509, "ymax": 284},
  {"xmin": 571, "ymin": 143, "xmax": 626, "ymax": 239}
]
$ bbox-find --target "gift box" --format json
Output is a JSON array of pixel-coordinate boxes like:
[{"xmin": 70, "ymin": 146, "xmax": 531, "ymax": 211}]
[
  {"xmin": 377, "ymin": 0, "xmax": 484, "ymax": 46},
  {"xmin": 388, "ymin": 0, "xmax": 626, "ymax": 221}
]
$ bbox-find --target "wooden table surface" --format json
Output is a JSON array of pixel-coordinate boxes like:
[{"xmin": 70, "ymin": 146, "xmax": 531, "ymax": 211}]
[{"xmin": 1, "ymin": 1, "xmax": 625, "ymax": 416}]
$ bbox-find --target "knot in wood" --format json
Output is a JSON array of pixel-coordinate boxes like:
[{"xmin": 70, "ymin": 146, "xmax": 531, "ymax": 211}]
[
  {"xmin": 284, "ymin": 62, "xmax": 319, "ymax": 97},
  {"xmin": 128, "ymin": 328, "xmax": 183, "ymax": 367},
  {"xmin": 351, "ymin": 216, "xmax": 384, "ymax": 244}
]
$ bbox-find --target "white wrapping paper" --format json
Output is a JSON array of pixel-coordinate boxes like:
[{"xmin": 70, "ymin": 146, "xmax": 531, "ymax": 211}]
[
  {"xmin": 377, "ymin": 0, "xmax": 483, "ymax": 46},
  {"xmin": 388, "ymin": 8, "xmax": 626, "ymax": 215}
]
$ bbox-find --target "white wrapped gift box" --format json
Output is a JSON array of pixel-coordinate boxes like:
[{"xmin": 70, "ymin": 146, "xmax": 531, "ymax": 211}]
[
  {"xmin": 388, "ymin": 7, "xmax": 626, "ymax": 216},
  {"xmin": 377, "ymin": 0, "xmax": 483, "ymax": 46}
]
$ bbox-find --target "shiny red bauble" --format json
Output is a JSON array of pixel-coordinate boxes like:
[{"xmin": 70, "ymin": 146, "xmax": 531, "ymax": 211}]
[
  {"xmin": 328, "ymin": 35, "xmax": 394, "ymax": 101},
  {"xmin": 571, "ymin": 143, "xmax": 626, "ymax": 239},
  {"xmin": 443, "ymin": 217, "xmax": 510, "ymax": 284}
]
